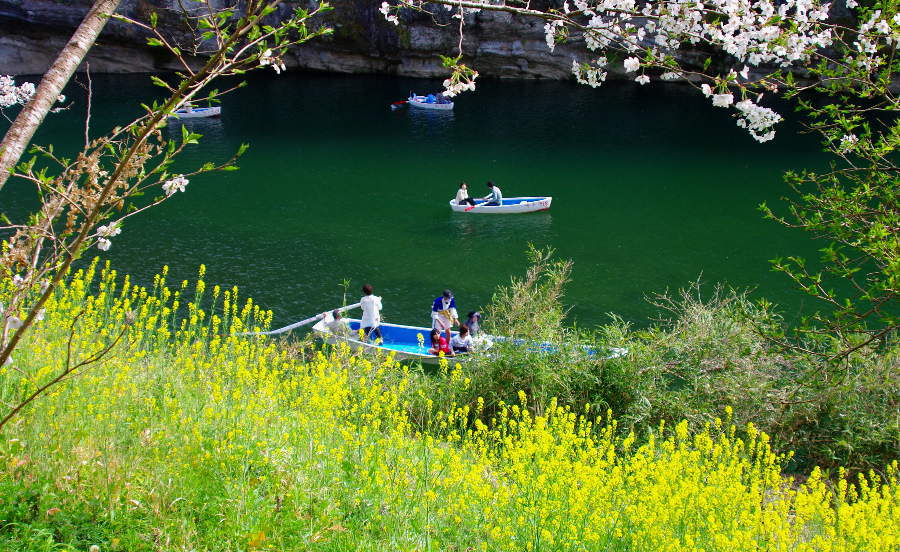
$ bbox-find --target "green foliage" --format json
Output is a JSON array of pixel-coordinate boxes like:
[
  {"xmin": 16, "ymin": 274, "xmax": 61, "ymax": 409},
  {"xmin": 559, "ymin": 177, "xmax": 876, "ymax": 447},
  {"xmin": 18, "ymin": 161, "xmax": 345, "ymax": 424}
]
[
  {"xmin": 483, "ymin": 245, "xmax": 572, "ymax": 342},
  {"xmin": 417, "ymin": 251, "xmax": 898, "ymax": 473}
]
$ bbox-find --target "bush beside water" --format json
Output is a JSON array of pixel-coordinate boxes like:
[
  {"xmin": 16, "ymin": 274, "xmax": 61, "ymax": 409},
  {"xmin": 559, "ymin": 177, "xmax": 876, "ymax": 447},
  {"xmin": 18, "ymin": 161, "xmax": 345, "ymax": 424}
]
[{"xmin": 0, "ymin": 260, "xmax": 897, "ymax": 550}]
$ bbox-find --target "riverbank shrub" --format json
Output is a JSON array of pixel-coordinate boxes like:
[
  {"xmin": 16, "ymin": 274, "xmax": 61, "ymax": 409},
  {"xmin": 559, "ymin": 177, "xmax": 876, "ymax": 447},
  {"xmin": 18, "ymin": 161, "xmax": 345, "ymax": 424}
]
[
  {"xmin": 422, "ymin": 253, "xmax": 898, "ymax": 474},
  {"xmin": 0, "ymin": 260, "xmax": 897, "ymax": 550}
]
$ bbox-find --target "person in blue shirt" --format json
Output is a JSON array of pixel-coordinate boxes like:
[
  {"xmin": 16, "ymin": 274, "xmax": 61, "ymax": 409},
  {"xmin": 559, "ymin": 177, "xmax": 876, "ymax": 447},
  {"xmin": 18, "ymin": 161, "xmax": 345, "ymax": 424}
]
[
  {"xmin": 431, "ymin": 289, "xmax": 459, "ymax": 343},
  {"xmin": 481, "ymin": 181, "xmax": 503, "ymax": 206}
]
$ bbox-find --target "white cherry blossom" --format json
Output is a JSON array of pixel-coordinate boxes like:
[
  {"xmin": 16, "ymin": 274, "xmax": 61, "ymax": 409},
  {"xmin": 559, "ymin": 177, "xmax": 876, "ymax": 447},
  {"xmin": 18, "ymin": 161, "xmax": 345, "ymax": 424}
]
[
  {"xmin": 380, "ymin": 2, "xmax": 400, "ymax": 25},
  {"xmin": 162, "ymin": 175, "xmax": 189, "ymax": 197},
  {"xmin": 97, "ymin": 222, "xmax": 122, "ymax": 237},
  {"xmin": 712, "ymin": 93, "xmax": 734, "ymax": 107},
  {"xmin": 839, "ymin": 134, "xmax": 858, "ymax": 152},
  {"xmin": 623, "ymin": 57, "xmax": 640, "ymax": 73}
]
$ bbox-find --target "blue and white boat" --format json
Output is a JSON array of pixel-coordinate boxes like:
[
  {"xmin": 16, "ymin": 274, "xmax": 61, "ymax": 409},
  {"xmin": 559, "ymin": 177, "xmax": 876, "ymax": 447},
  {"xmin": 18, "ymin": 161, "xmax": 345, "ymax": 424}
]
[
  {"xmin": 312, "ymin": 316, "xmax": 626, "ymax": 364},
  {"xmin": 408, "ymin": 93, "xmax": 454, "ymax": 111},
  {"xmin": 168, "ymin": 106, "xmax": 221, "ymax": 119},
  {"xmin": 449, "ymin": 196, "xmax": 552, "ymax": 214},
  {"xmin": 312, "ymin": 317, "xmax": 471, "ymax": 364}
]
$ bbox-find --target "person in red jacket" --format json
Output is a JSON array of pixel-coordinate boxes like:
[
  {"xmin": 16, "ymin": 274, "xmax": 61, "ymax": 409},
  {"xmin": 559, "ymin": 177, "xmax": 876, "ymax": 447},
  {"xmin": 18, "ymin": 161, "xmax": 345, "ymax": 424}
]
[{"xmin": 428, "ymin": 328, "xmax": 454, "ymax": 357}]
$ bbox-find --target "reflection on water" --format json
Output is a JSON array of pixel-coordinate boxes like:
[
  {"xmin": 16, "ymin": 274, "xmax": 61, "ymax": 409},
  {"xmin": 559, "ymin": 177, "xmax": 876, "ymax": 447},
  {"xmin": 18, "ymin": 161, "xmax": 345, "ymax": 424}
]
[
  {"xmin": 449, "ymin": 212, "xmax": 553, "ymax": 242},
  {"xmin": 164, "ymin": 116, "xmax": 232, "ymax": 160},
  {"xmin": 405, "ymin": 107, "xmax": 455, "ymax": 140}
]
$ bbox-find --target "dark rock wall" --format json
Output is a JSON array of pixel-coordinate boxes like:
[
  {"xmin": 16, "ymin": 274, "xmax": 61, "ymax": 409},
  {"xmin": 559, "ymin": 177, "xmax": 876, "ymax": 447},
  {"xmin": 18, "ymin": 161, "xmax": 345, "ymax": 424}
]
[{"xmin": 0, "ymin": 0, "xmax": 587, "ymax": 78}]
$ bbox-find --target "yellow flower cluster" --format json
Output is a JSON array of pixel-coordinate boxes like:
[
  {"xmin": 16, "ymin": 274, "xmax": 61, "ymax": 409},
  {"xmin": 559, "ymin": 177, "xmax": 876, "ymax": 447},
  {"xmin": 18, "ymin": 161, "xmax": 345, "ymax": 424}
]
[{"xmin": 0, "ymin": 261, "xmax": 896, "ymax": 550}]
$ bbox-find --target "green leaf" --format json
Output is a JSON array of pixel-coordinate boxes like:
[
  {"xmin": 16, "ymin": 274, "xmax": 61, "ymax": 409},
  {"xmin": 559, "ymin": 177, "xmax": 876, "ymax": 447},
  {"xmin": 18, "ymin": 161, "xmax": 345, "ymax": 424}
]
[{"xmin": 150, "ymin": 75, "xmax": 169, "ymax": 89}]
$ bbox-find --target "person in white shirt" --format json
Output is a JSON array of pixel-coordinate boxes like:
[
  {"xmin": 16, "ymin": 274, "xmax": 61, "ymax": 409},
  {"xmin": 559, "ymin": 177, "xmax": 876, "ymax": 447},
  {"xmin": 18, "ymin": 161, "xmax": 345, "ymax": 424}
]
[
  {"xmin": 359, "ymin": 283, "xmax": 383, "ymax": 341},
  {"xmin": 455, "ymin": 182, "xmax": 476, "ymax": 206},
  {"xmin": 450, "ymin": 324, "xmax": 474, "ymax": 353}
]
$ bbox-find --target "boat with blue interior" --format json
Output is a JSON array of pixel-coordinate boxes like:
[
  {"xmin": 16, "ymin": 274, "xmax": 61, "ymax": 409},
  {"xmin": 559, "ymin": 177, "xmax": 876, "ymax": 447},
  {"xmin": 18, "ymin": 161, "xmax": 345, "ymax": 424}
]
[
  {"xmin": 312, "ymin": 317, "xmax": 472, "ymax": 364},
  {"xmin": 407, "ymin": 92, "xmax": 454, "ymax": 111},
  {"xmin": 312, "ymin": 313, "xmax": 626, "ymax": 364},
  {"xmin": 168, "ymin": 105, "xmax": 221, "ymax": 119},
  {"xmin": 449, "ymin": 196, "xmax": 552, "ymax": 214}
]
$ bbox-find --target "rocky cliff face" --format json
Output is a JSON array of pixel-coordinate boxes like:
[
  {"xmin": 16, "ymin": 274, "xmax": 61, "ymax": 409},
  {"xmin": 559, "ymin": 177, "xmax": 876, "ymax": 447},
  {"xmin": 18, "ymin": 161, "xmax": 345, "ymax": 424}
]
[{"xmin": 0, "ymin": 0, "xmax": 588, "ymax": 79}]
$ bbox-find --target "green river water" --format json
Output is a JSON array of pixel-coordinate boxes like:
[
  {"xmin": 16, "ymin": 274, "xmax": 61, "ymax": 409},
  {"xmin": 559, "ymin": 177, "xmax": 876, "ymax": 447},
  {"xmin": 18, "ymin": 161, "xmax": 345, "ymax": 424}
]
[{"xmin": 2, "ymin": 72, "xmax": 826, "ymax": 330}]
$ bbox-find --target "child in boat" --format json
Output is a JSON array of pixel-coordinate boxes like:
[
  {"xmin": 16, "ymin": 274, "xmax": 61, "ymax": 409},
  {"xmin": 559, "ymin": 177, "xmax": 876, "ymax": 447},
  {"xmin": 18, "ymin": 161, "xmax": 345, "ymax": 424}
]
[
  {"xmin": 450, "ymin": 324, "xmax": 473, "ymax": 353},
  {"xmin": 455, "ymin": 182, "xmax": 476, "ymax": 206},
  {"xmin": 428, "ymin": 328, "xmax": 454, "ymax": 356},
  {"xmin": 360, "ymin": 283, "xmax": 383, "ymax": 342},
  {"xmin": 324, "ymin": 309, "xmax": 350, "ymax": 336}
]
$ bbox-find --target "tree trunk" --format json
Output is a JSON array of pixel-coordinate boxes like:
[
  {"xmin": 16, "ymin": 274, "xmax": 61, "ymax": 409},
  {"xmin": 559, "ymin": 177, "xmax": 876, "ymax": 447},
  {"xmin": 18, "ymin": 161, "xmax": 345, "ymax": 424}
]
[{"xmin": 0, "ymin": 0, "xmax": 123, "ymax": 191}]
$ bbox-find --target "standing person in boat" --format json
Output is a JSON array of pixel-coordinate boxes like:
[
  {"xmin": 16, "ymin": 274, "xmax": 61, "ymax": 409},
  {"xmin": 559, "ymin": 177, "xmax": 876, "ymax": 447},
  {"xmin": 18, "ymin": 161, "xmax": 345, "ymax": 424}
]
[
  {"xmin": 481, "ymin": 181, "xmax": 503, "ymax": 206},
  {"xmin": 360, "ymin": 283, "xmax": 383, "ymax": 342},
  {"xmin": 455, "ymin": 182, "xmax": 476, "ymax": 207},
  {"xmin": 431, "ymin": 289, "xmax": 459, "ymax": 343},
  {"xmin": 428, "ymin": 328, "xmax": 454, "ymax": 357}
]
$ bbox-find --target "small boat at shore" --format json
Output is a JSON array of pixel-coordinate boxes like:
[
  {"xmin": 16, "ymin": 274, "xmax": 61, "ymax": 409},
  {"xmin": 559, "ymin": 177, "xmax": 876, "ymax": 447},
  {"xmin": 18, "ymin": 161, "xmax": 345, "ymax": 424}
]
[
  {"xmin": 168, "ymin": 106, "xmax": 221, "ymax": 119},
  {"xmin": 408, "ymin": 93, "xmax": 454, "ymax": 111},
  {"xmin": 449, "ymin": 197, "xmax": 552, "ymax": 214},
  {"xmin": 312, "ymin": 315, "xmax": 626, "ymax": 364},
  {"xmin": 312, "ymin": 317, "xmax": 471, "ymax": 364}
]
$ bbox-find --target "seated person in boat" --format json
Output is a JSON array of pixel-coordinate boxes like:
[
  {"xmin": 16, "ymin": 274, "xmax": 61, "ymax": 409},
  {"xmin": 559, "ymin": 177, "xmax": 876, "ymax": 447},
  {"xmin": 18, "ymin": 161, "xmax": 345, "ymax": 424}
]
[
  {"xmin": 428, "ymin": 328, "xmax": 454, "ymax": 357},
  {"xmin": 431, "ymin": 289, "xmax": 459, "ymax": 342},
  {"xmin": 360, "ymin": 283, "xmax": 383, "ymax": 342},
  {"xmin": 324, "ymin": 309, "xmax": 350, "ymax": 336},
  {"xmin": 455, "ymin": 182, "xmax": 476, "ymax": 206},
  {"xmin": 450, "ymin": 324, "xmax": 473, "ymax": 353},
  {"xmin": 465, "ymin": 311, "xmax": 482, "ymax": 336},
  {"xmin": 481, "ymin": 181, "xmax": 503, "ymax": 206}
]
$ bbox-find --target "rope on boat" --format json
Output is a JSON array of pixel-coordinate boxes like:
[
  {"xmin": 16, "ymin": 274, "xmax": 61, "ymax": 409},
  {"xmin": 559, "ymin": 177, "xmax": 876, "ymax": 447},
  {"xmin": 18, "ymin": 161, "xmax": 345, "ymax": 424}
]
[{"xmin": 236, "ymin": 302, "xmax": 361, "ymax": 336}]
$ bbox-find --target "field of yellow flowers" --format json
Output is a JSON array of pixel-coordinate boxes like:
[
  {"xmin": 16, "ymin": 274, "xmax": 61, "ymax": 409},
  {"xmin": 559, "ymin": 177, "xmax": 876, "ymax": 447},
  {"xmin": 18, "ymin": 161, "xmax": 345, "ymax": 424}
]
[{"xmin": 0, "ymin": 260, "xmax": 897, "ymax": 551}]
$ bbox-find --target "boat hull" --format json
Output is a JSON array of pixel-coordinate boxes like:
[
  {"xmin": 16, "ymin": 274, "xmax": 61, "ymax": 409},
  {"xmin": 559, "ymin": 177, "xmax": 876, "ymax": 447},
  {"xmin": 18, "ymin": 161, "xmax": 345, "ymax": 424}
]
[
  {"xmin": 312, "ymin": 318, "xmax": 464, "ymax": 365},
  {"xmin": 168, "ymin": 106, "xmax": 221, "ymax": 119},
  {"xmin": 408, "ymin": 95, "xmax": 454, "ymax": 111},
  {"xmin": 449, "ymin": 196, "xmax": 552, "ymax": 214}
]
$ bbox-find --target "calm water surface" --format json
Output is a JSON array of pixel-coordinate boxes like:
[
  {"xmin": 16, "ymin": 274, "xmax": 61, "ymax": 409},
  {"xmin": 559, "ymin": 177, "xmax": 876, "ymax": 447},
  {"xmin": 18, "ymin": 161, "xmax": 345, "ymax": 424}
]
[{"xmin": 1, "ymin": 73, "xmax": 824, "ymax": 329}]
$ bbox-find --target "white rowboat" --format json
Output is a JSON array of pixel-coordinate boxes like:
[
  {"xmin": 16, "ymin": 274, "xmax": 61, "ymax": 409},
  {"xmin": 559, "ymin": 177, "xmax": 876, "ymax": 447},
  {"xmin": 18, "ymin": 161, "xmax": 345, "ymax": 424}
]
[
  {"xmin": 168, "ymin": 106, "xmax": 221, "ymax": 119},
  {"xmin": 408, "ymin": 94, "xmax": 454, "ymax": 111},
  {"xmin": 449, "ymin": 196, "xmax": 552, "ymax": 214}
]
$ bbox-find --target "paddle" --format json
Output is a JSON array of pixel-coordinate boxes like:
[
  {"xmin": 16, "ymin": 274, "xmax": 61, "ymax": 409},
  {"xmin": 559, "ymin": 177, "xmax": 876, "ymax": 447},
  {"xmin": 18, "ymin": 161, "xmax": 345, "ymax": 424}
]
[
  {"xmin": 235, "ymin": 302, "xmax": 361, "ymax": 336},
  {"xmin": 390, "ymin": 100, "xmax": 407, "ymax": 110},
  {"xmin": 464, "ymin": 200, "xmax": 484, "ymax": 212}
]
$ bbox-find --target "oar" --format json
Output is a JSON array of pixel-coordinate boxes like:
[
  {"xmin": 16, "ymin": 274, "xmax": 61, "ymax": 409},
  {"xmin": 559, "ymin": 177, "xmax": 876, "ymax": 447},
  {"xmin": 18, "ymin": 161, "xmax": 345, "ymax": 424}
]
[
  {"xmin": 464, "ymin": 201, "xmax": 484, "ymax": 212},
  {"xmin": 390, "ymin": 101, "xmax": 407, "ymax": 110},
  {"xmin": 235, "ymin": 302, "xmax": 361, "ymax": 336}
]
